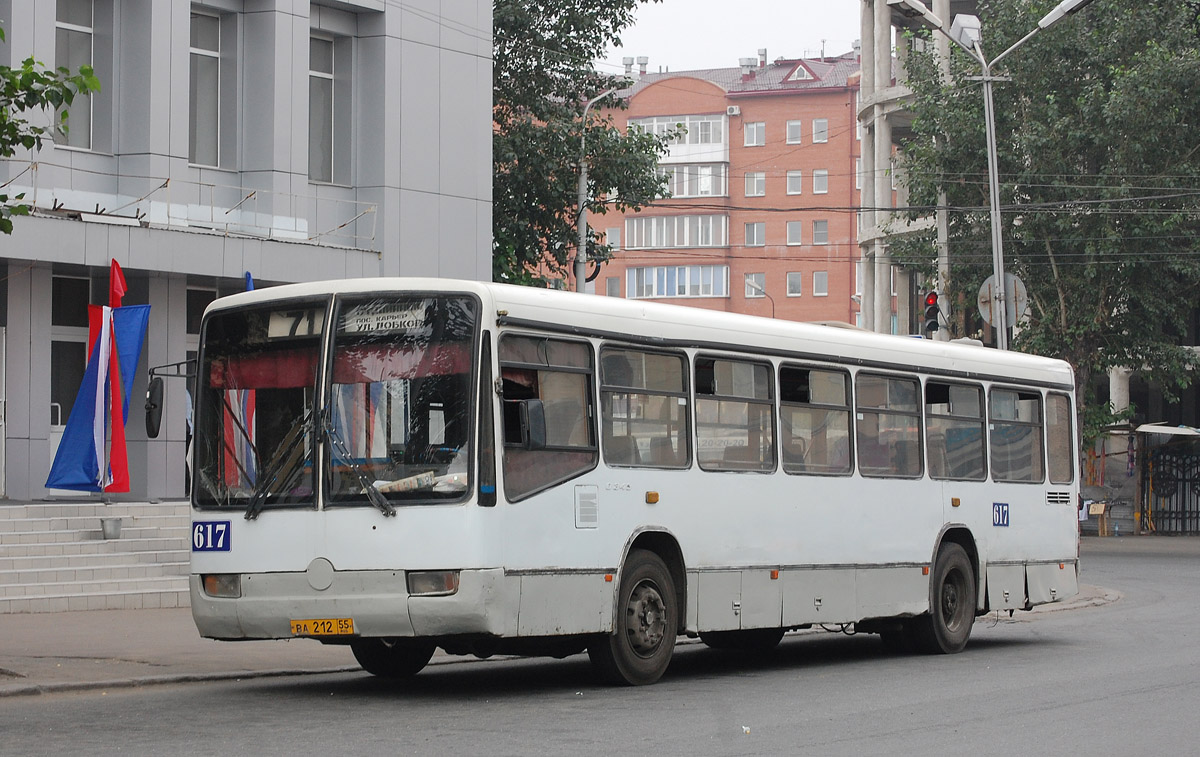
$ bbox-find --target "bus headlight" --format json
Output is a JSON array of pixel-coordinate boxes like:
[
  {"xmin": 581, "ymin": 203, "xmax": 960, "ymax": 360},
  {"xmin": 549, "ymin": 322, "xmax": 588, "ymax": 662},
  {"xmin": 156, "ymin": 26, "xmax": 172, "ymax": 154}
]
[
  {"xmin": 202, "ymin": 574, "xmax": 242, "ymax": 598},
  {"xmin": 406, "ymin": 570, "xmax": 460, "ymax": 596}
]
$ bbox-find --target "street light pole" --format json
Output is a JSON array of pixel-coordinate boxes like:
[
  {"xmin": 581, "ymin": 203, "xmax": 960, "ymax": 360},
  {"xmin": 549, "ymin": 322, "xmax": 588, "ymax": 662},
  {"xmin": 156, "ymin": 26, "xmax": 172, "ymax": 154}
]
[
  {"xmin": 939, "ymin": 0, "xmax": 1096, "ymax": 349},
  {"xmin": 976, "ymin": 43, "xmax": 1010, "ymax": 350},
  {"xmin": 745, "ymin": 278, "xmax": 776, "ymax": 318},
  {"xmin": 575, "ymin": 87, "xmax": 616, "ymax": 293}
]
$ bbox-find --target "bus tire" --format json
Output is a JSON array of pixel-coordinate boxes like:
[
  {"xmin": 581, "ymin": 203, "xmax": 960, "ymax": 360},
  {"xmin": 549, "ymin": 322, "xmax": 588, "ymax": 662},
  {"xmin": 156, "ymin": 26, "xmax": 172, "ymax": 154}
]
[
  {"xmin": 699, "ymin": 628, "xmax": 785, "ymax": 653},
  {"xmin": 912, "ymin": 543, "xmax": 976, "ymax": 654},
  {"xmin": 351, "ymin": 637, "xmax": 436, "ymax": 678},
  {"xmin": 588, "ymin": 549, "xmax": 678, "ymax": 685}
]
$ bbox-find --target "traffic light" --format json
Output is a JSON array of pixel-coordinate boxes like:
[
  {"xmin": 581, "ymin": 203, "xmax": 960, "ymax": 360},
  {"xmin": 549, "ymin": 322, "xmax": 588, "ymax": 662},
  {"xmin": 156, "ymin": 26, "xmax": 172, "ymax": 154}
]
[{"xmin": 923, "ymin": 291, "xmax": 940, "ymax": 334}]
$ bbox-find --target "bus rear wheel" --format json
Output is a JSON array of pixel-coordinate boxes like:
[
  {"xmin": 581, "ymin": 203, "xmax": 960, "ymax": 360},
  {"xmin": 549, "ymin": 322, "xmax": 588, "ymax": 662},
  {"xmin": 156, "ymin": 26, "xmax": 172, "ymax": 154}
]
[
  {"xmin": 912, "ymin": 543, "xmax": 976, "ymax": 654},
  {"xmin": 588, "ymin": 549, "xmax": 678, "ymax": 685},
  {"xmin": 351, "ymin": 637, "xmax": 436, "ymax": 678}
]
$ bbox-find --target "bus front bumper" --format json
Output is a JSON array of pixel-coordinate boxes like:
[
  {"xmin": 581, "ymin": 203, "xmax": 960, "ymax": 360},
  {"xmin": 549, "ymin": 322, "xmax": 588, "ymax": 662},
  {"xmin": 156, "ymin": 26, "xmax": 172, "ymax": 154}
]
[{"xmin": 190, "ymin": 568, "xmax": 516, "ymax": 641}]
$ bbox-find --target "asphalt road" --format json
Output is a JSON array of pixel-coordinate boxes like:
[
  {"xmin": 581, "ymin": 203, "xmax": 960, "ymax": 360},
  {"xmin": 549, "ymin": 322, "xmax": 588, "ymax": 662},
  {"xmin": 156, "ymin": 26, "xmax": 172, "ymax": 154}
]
[{"xmin": 4, "ymin": 537, "xmax": 1197, "ymax": 757}]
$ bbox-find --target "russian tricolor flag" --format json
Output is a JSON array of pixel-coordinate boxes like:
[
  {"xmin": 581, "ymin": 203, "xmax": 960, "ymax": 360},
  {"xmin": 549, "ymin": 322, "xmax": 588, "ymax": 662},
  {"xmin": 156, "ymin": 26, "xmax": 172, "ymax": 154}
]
[{"xmin": 46, "ymin": 261, "xmax": 150, "ymax": 493}]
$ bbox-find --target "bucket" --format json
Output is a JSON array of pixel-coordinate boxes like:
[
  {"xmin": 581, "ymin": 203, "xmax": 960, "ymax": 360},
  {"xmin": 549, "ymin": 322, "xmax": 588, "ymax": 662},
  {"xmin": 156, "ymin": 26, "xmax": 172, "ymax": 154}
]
[{"xmin": 100, "ymin": 517, "xmax": 123, "ymax": 540}]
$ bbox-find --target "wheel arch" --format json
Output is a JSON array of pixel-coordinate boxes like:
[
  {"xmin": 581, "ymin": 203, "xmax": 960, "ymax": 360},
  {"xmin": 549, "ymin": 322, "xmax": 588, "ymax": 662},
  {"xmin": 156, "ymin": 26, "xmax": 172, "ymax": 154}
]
[
  {"xmin": 619, "ymin": 528, "xmax": 688, "ymax": 634},
  {"xmin": 933, "ymin": 525, "xmax": 982, "ymax": 612}
]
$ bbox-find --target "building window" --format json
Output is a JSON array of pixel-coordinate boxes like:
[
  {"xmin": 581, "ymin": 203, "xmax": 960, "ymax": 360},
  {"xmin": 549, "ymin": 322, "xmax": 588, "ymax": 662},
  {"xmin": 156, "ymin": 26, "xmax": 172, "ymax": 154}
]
[
  {"xmin": 631, "ymin": 115, "xmax": 724, "ymax": 146},
  {"xmin": 625, "ymin": 215, "xmax": 728, "ymax": 249},
  {"xmin": 605, "ymin": 227, "xmax": 621, "ymax": 249},
  {"xmin": 813, "ymin": 169, "xmax": 829, "ymax": 194},
  {"xmin": 309, "ymin": 37, "xmax": 335, "ymax": 182},
  {"xmin": 786, "ymin": 120, "xmax": 802, "ymax": 144},
  {"xmin": 786, "ymin": 170, "xmax": 803, "ymax": 195},
  {"xmin": 812, "ymin": 118, "xmax": 829, "ymax": 143},
  {"xmin": 745, "ymin": 222, "xmax": 765, "ymax": 247},
  {"xmin": 627, "ymin": 265, "xmax": 729, "ymax": 299},
  {"xmin": 787, "ymin": 272, "xmax": 803, "ymax": 297},
  {"xmin": 606, "ymin": 276, "xmax": 621, "ymax": 297},
  {"xmin": 745, "ymin": 272, "xmax": 766, "ymax": 298},
  {"xmin": 786, "ymin": 221, "xmax": 803, "ymax": 245},
  {"xmin": 660, "ymin": 164, "xmax": 727, "ymax": 197},
  {"xmin": 813, "ymin": 220, "xmax": 829, "ymax": 245},
  {"xmin": 813, "ymin": 271, "xmax": 828, "ymax": 297},
  {"xmin": 856, "ymin": 158, "xmax": 862, "ymax": 190},
  {"xmin": 744, "ymin": 121, "xmax": 765, "ymax": 146},
  {"xmin": 54, "ymin": 0, "xmax": 93, "ymax": 149},
  {"xmin": 190, "ymin": 12, "xmax": 222, "ymax": 166},
  {"xmin": 745, "ymin": 171, "xmax": 765, "ymax": 197}
]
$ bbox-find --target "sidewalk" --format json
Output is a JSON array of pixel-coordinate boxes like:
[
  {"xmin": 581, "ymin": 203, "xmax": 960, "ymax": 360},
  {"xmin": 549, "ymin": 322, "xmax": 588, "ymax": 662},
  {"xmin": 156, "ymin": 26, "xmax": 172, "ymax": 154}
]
[{"xmin": 0, "ymin": 583, "xmax": 1118, "ymax": 698}]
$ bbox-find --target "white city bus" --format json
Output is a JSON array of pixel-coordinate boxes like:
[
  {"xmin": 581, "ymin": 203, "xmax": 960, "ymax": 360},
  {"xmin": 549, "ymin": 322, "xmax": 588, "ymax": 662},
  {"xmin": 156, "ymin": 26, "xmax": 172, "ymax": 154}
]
[{"xmin": 188, "ymin": 278, "xmax": 1079, "ymax": 685}]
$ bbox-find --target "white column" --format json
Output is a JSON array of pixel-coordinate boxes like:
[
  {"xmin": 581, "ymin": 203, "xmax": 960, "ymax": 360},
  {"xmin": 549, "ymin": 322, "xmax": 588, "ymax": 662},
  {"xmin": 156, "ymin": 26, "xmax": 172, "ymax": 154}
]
[
  {"xmin": 858, "ymin": 0, "xmax": 877, "ymax": 331},
  {"xmin": 1109, "ymin": 367, "xmax": 1133, "ymax": 414},
  {"xmin": 873, "ymin": 112, "xmax": 893, "ymax": 334}
]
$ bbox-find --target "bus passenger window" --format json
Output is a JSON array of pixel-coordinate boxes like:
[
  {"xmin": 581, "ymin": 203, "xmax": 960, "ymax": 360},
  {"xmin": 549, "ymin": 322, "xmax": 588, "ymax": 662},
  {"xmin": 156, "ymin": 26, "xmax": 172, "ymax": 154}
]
[
  {"xmin": 855, "ymin": 374, "xmax": 922, "ymax": 478},
  {"xmin": 600, "ymin": 348, "xmax": 689, "ymax": 469},
  {"xmin": 499, "ymin": 335, "xmax": 597, "ymax": 501},
  {"xmin": 1047, "ymin": 393, "xmax": 1074, "ymax": 485},
  {"xmin": 779, "ymin": 365, "xmax": 852, "ymax": 475},
  {"xmin": 695, "ymin": 357, "xmax": 775, "ymax": 472},
  {"xmin": 925, "ymin": 382, "xmax": 985, "ymax": 481},
  {"xmin": 990, "ymin": 389, "xmax": 1044, "ymax": 483}
]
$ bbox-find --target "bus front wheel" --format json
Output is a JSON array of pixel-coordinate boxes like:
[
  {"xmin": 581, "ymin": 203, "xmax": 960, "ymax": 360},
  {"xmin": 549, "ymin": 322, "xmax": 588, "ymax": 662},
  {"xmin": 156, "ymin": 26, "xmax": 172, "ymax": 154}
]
[
  {"xmin": 351, "ymin": 637, "xmax": 436, "ymax": 678},
  {"xmin": 912, "ymin": 543, "xmax": 976, "ymax": 654},
  {"xmin": 588, "ymin": 549, "xmax": 678, "ymax": 685}
]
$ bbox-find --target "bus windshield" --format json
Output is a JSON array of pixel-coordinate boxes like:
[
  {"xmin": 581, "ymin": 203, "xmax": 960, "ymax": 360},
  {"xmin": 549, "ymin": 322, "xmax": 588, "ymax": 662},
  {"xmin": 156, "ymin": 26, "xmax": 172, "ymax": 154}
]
[
  {"xmin": 195, "ymin": 301, "xmax": 326, "ymax": 510},
  {"xmin": 193, "ymin": 294, "xmax": 477, "ymax": 512},
  {"xmin": 325, "ymin": 295, "xmax": 477, "ymax": 506}
]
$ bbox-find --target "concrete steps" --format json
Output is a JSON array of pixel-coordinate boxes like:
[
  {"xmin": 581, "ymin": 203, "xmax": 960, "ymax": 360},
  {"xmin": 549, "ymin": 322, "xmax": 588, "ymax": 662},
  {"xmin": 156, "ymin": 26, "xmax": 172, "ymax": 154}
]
[{"xmin": 0, "ymin": 500, "xmax": 192, "ymax": 614}]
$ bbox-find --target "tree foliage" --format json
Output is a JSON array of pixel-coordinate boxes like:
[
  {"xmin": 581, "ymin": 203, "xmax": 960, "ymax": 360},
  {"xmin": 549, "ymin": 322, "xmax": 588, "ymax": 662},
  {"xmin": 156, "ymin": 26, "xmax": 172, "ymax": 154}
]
[
  {"xmin": 895, "ymin": 0, "xmax": 1200, "ymax": 444},
  {"xmin": 493, "ymin": 0, "xmax": 671, "ymax": 286},
  {"xmin": 0, "ymin": 26, "xmax": 100, "ymax": 234}
]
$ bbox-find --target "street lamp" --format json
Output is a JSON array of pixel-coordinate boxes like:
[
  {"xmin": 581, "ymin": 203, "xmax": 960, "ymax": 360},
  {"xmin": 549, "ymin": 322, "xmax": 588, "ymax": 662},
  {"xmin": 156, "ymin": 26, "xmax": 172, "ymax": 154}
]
[
  {"xmin": 575, "ymin": 87, "xmax": 617, "ymax": 293},
  {"xmin": 745, "ymin": 277, "xmax": 776, "ymax": 318},
  {"xmin": 892, "ymin": 0, "xmax": 1097, "ymax": 349}
]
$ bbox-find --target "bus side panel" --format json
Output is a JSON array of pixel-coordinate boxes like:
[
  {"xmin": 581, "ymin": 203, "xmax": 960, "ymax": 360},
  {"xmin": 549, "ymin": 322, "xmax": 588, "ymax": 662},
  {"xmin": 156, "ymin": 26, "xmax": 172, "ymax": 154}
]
[
  {"xmin": 1026, "ymin": 561, "xmax": 1079, "ymax": 605},
  {"xmin": 986, "ymin": 564, "xmax": 1027, "ymax": 611},
  {"xmin": 516, "ymin": 574, "xmax": 613, "ymax": 635},
  {"xmin": 696, "ymin": 571, "xmax": 742, "ymax": 631},
  {"xmin": 740, "ymin": 569, "xmax": 784, "ymax": 629},
  {"xmin": 781, "ymin": 567, "xmax": 856, "ymax": 626},
  {"xmin": 855, "ymin": 566, "xmax": 928, "ymax": 620}
]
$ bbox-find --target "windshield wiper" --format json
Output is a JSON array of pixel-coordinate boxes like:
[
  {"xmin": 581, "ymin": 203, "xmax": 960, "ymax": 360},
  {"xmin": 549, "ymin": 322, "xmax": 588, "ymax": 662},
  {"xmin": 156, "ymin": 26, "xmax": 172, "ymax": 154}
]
[
  {"xmin": 321, "ymin": 409, "xmax": 396, "ymax": 517},
  {"xmin": 245, "ymin": 409, "xmax": 313, "ymax": 520}
]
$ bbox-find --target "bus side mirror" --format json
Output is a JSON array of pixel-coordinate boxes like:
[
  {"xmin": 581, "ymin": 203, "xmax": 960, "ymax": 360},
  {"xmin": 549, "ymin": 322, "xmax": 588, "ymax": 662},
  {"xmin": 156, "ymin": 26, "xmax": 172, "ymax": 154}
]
[
  {"xmin": 145, "ymin": 376, "xmax": 164, "ymax": 439},
  {"xmin": 519, "ymin": 399, "xmax": 547, "ymax": 451}
]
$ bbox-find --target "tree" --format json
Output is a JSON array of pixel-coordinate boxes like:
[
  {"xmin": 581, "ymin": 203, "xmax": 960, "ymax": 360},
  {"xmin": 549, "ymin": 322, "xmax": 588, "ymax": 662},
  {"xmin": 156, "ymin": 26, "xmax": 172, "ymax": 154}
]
[
  {"xmin": 894, "ymin": 0, "xmax": 1200, "ymax": 444},
  {"xmin": 493, "ymin": 0, "xmax": 673, "ymax": 286},
  {"xmin": 0, "ymin": 26, "xmax": 100, "ymax": 234}
]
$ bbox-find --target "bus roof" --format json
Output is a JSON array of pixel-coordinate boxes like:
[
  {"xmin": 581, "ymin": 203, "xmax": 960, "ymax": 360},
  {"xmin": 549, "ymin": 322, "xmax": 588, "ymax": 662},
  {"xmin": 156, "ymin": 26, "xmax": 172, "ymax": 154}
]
[{"xmin": 205, "ymin": 277, "xmax": 1075, "ymax": 390}]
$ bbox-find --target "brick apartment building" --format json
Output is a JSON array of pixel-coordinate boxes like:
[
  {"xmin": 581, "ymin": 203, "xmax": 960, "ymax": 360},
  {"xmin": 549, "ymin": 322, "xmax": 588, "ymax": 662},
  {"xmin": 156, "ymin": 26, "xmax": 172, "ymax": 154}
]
[{"xmin": 590, "ymin": 50, "xmax": 873, "ymax": 324}]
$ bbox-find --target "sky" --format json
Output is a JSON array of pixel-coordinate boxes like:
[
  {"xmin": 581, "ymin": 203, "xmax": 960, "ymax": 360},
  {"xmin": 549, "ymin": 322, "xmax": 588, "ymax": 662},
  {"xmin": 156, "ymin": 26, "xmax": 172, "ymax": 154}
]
[{"xmin": 599, "ymin": 0, "xmax": 862, "ymax": 75}]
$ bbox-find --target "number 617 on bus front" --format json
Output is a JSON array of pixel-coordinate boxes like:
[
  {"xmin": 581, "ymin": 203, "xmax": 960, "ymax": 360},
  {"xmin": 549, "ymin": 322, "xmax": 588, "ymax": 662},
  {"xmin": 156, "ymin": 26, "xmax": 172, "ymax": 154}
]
[{"xmin": 193, "ymin": 521, "xmax": 231, "ymax": 551}]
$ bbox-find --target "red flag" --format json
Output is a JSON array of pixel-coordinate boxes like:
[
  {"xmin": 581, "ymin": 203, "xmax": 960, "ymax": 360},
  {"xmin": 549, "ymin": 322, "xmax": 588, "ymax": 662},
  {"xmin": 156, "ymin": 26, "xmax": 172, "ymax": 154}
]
[{"xmin": 109, "ymin": 259, "xmax": 127, "ymax": 309}]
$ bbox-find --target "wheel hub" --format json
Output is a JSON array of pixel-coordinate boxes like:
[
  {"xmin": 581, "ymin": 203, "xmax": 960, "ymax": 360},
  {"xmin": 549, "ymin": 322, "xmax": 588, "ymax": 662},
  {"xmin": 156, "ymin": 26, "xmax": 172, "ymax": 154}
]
[{"xmin": 627, "ymin": 582, "xmax": 666, "ymax": 654}]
